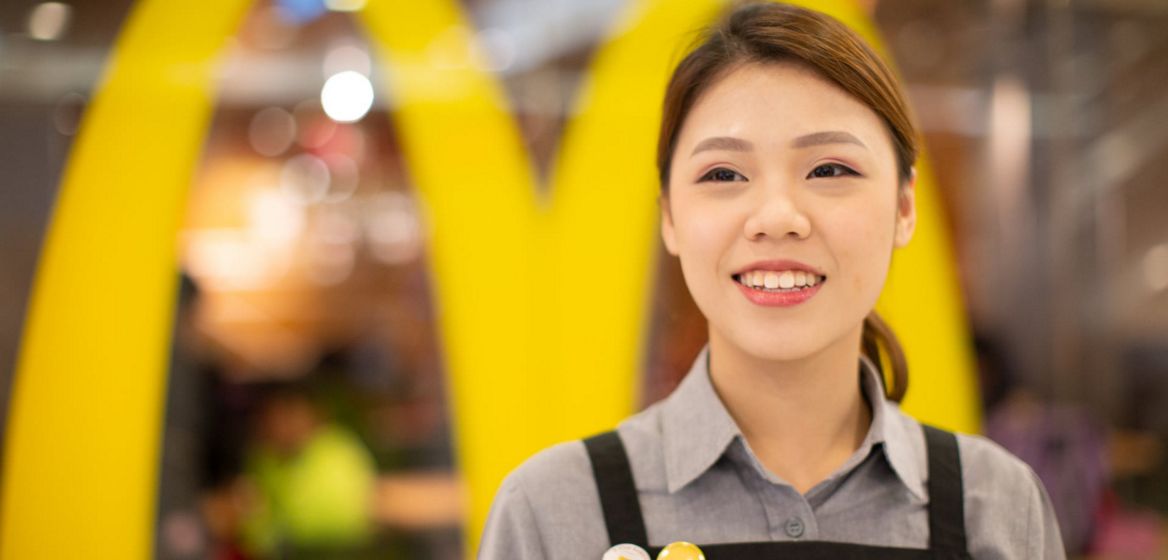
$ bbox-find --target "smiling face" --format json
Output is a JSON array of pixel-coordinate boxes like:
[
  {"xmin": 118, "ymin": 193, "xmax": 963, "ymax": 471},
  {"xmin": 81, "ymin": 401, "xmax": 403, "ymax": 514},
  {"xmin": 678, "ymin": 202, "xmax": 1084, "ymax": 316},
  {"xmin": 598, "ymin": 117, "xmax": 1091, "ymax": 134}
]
[{"xmin": 662, "ymin": 61, "xmax": 916, "ymax": 366}]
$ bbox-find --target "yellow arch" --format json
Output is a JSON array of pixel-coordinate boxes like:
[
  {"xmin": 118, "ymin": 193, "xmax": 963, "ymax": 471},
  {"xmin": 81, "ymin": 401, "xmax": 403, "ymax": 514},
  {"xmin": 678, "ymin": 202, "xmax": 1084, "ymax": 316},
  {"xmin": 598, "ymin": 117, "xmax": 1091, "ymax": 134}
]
[
  {"xmin": 0, "ymin": 1, "xmax": 252, "ymax": 557},
  {"xmin": 0, "ymin": 0, "xmax": 977, "ymax": 558},
  {"xmin": 358, "ymin": 0, "xmax": 729, "ymax": 548}
]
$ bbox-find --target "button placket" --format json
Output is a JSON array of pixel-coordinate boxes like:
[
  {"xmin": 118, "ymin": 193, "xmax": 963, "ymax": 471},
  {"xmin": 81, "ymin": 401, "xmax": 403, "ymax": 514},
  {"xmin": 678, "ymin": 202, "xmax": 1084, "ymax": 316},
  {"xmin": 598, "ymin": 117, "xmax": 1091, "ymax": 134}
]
[
  {"xmin": 728, "ymin": 437, "xmax": 821, "ymax": 541},
  {"xmin": 784, "ymin": 516, "xmax": 805, "ymax": 538},
  {"xmin": 728, "ymin": 440, "xmax": 784, "ymax": 537}
]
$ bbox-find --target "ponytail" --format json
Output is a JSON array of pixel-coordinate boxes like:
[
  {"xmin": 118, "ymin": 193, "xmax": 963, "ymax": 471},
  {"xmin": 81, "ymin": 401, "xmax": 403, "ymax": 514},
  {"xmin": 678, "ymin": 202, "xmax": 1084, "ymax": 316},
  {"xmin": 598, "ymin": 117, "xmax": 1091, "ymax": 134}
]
[{"xmin": 861, "ymin": 311, "xmax": 908, "ymax": 402}]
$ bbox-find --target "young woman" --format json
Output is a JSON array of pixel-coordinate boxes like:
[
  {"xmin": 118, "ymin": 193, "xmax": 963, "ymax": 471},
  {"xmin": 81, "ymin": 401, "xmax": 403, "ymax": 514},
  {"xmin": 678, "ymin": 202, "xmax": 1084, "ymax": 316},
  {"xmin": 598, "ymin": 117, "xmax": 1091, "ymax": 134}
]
[{"xmin": 479, "ymin": 3, "xmax": 1064, "ymax": 559}]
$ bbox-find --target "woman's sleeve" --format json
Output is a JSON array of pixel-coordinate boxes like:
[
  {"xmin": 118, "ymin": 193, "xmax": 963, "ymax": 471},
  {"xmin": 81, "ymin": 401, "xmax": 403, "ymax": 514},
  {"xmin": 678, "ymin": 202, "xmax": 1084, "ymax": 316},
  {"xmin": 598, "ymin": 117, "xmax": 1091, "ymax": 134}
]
[
  {"xmin": 477, "ymin": 473, "xmax": 548, "ymax": 560},
  {"xmin": 1025, "ymin": 466, "xmax": 1067, "ymax": 560}
]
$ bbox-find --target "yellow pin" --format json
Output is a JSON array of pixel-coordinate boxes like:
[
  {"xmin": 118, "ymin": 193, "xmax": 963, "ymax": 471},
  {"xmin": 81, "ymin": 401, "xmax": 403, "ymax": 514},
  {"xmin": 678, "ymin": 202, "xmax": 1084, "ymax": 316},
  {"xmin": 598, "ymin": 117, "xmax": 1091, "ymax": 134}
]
[{"xmin": 657, "ymin": 541, "xmax": 706, "ymax": 560}]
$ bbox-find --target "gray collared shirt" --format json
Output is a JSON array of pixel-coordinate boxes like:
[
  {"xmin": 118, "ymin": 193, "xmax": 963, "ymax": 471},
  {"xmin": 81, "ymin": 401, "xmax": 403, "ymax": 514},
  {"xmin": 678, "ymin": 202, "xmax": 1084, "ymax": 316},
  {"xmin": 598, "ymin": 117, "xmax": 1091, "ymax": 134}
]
[{"xmin": 479, "ymin": 346, "xmax": 1065, "ymax": 559}]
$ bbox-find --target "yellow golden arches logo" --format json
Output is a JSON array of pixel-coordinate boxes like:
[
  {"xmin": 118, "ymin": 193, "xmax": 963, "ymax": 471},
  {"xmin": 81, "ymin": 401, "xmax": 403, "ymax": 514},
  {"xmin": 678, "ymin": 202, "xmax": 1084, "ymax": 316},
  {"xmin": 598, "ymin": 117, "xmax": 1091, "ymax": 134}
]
[{"xmin": 0, "ymin": 0, "xmax": 978, "ymax": 558}]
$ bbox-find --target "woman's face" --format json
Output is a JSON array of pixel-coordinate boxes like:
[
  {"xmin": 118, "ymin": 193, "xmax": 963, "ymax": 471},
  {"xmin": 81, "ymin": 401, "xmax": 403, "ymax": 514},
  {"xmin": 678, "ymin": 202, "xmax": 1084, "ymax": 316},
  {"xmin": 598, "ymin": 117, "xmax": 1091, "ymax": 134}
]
[{"xmin": 662, "ymin": 62, "xmax": 915, "ymax": 365}]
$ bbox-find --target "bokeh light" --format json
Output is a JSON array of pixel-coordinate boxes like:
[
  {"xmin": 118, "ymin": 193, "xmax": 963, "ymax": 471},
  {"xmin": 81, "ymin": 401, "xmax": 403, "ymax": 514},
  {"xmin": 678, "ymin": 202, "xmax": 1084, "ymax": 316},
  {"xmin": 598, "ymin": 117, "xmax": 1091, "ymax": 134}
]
[
  {"xmin": 320, "ymin": 71, "xmax": 374, "ymax": 123},
  {"xmin": 248, "ymin": 107, "xmax": 297, "ymax": 157},
  {"xmin": 325, "ymin": 0, "xmax": 366, "ymax": 13},
  {"xmin": 280, "ymin": 154, "xmax": 331, "ymax": 204},
  {"xmin": 1144, "ymin": 244, "xmax": 1168, "ymax": 293},
  {"xmin": 365, "ymin": 191, "xmax": 423, "ymax": 266},
  {"xmin": 27, "ymin": 2, "xmax": 71, "ymax": 41}
]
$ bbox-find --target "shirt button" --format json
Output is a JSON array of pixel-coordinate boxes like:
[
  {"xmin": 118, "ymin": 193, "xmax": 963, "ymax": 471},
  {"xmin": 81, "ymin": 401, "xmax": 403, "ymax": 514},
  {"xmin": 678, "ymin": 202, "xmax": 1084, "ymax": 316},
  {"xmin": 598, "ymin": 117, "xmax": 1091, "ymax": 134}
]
[{"xmin": 784, "ymin": 516, "xmax": 805, "ymax": 538}]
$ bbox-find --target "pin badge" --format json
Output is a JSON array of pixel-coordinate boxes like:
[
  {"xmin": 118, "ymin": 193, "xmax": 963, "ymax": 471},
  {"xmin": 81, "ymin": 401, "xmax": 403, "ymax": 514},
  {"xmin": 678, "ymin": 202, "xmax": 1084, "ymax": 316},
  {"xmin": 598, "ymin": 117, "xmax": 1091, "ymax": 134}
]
[
  {"xmin": 602, "ymin": 543, "xmax": 651, "ymax": 560},
  {"xmin": 656, "ymin": 541, "xmax": 705, "ymax": 560}
]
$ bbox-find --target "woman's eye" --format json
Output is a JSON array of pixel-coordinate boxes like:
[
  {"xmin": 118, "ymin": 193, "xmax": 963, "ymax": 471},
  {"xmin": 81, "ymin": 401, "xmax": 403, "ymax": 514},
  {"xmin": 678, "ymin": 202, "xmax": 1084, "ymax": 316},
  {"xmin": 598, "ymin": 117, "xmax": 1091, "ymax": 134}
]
[
  {"xmin": 699, "ymin": 168, "xmax": 747, "ymax": 182},
  {"xmin": 808, "ymin": 163, "xmax": 859, "ymax": 179}
]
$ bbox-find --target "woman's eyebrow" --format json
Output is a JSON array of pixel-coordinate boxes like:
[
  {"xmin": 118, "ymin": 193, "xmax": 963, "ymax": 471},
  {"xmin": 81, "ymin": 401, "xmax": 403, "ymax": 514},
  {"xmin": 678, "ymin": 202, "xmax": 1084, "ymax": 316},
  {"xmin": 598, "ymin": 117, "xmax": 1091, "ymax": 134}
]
[
  {"xmin": 791, "ymin": 130, "xmax": 867, "ymax": 149},
  {"xmin": 690, "ymin": 136, "xmax": 754, "ymax": 156}
]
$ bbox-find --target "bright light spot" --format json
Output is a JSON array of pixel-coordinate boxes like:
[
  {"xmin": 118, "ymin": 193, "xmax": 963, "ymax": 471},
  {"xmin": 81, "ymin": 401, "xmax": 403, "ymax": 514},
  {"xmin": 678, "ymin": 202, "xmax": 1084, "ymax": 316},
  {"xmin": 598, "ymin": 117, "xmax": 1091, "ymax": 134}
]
[
  {"xmin": 325, "ymin": 0, "xmax": 366, "ymax": 12},
  {"xmin": 248, "ymin": 107, "xmax": 297, "ymax": 157},
  {"xmin": 1144, "ymin": 244, "xmax": 1168, "ymax": 293},
  {"xmin": 323, "ymin": 44, "xmax": 371, "ymax": 78},
  {"xmin": 321, "ymin": 71, "xmax": 374, "ymax": 123},
  {"xmin": 28, "ymin": 2, "xmax": 71, "ymax": 41}
]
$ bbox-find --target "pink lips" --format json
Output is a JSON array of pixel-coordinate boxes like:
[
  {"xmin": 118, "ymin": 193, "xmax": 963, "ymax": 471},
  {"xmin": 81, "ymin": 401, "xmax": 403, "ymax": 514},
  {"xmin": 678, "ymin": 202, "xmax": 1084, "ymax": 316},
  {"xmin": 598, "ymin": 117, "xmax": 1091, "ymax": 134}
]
[
  {"xmin": 735, "ymin": 280, "xmax": 822, "ymax": 307},
  {"xmin": 733, "ymin": 260, "xmax": 825, "ymax": 308}
]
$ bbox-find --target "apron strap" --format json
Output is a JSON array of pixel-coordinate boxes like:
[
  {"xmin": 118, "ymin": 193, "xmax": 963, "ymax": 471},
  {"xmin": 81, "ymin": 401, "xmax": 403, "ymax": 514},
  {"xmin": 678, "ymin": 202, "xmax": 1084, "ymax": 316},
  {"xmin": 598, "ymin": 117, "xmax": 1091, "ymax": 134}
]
[
  {"xmin": 583, "ymin": 431, "xmax": 649, "ymax": 547},
  {"xmin": 922, "ymin": 424, "xmax": 968, "ymax": 555},
  {"xmin": 585, "ymin": 425, "xmax": 969, "ymax": 556}
]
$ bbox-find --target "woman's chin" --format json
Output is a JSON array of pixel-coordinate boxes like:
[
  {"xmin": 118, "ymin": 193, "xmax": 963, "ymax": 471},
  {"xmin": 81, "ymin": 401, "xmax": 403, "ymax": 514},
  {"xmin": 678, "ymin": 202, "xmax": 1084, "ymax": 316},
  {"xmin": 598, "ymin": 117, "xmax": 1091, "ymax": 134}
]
[{"xmin": 712, "ymin": 329, "xmax": 828, "ymax": 365}]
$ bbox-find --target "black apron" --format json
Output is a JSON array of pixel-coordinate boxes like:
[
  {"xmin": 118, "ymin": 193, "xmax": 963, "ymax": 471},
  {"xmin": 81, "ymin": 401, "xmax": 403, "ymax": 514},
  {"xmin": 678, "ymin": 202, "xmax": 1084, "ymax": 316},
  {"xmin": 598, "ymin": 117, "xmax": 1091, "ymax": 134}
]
[{"xmin": 583, "ymin": 424, "xmax": 973, "ymax": 559}]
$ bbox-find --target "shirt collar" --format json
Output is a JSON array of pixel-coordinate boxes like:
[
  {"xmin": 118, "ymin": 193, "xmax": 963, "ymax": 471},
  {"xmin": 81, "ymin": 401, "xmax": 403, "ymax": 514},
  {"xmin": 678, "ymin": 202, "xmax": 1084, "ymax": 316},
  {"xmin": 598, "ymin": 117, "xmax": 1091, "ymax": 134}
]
[
  {"xmin": 661, "ymin": 345, "xmax": 739, "ymax": 494},
  {"xmin": 660, "ymin": 345, "xmax": 925, "ymax": 501},
  {"xmin": 858, "ymin": 354, "xmax": 926, "ymax": 501}
]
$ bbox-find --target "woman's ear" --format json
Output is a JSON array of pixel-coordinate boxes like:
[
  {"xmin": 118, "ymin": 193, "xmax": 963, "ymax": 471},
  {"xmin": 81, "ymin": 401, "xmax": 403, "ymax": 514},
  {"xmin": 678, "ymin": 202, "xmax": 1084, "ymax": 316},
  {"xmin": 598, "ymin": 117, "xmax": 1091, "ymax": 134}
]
[
  {"xmin": 894, "ymin": 169, "xmax": 917, "ymax": 248},
  {"xmin": 660, "ymin": 195, "xmax": 679, "ymax": 256}
]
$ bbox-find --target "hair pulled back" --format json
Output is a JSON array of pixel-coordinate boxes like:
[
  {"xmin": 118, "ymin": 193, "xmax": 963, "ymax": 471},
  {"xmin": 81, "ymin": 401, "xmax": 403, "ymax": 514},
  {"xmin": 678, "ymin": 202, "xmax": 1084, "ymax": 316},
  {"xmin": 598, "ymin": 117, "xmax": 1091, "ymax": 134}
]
[{"xmin": 657, "ymin": 2, "xmax": 916, "ymax": 401}]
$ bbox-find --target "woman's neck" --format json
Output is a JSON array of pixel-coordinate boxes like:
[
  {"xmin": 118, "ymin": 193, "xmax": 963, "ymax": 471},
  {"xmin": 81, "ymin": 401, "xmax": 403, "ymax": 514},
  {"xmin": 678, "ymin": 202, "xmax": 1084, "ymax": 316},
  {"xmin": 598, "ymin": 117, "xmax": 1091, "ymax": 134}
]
[{"xmin": 707, "ymin": 326, "xmax": 872, "ymax": 495}]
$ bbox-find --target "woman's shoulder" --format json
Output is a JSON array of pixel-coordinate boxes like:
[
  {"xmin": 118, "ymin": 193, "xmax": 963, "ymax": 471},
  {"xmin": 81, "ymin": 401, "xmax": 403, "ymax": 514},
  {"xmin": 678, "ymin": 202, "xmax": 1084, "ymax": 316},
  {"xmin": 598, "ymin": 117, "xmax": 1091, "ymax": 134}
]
[
  {"xmin": 504, "ymin": 438, "xmax": 593, "ymax": 493},
  {"xmin": 885, "ymin": 411, "xmax": 1063, "ymax": 558},
  {"xmin": 886, "ymin": 411, "xmax": 1064, "ymax": 557},
  {"xmin": 884, "ymin": 406, "xmax": 1042, "ymax": 492},
  {"xmin": 481, "ymin": 405, "xmax": 669, "ymax": 559},
  {"xmin": 952, "ymin": 430, "xmax": 1045, "ymax": 498},
  {"xmin": 957, "ymin": 431, "xmax": 1065, "ymax": 557},
  {"xmin": 954, "ymin": 430, "xmax": 1030, "ymax": 471},
  {"xmin": 504, "ymin": 400, "xmax": 668, "ymax": 495},
  {"xmin": 481, "ymin": 439, "xmax": 602, "ymax": 559}
]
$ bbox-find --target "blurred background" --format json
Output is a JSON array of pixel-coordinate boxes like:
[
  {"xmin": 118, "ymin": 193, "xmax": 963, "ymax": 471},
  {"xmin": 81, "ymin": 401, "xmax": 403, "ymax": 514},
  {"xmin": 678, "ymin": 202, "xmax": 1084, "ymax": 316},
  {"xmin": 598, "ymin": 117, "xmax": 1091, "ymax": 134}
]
[{"xmin": 1, "ymin": 0, "xmax": 1167, "ymax": 558}]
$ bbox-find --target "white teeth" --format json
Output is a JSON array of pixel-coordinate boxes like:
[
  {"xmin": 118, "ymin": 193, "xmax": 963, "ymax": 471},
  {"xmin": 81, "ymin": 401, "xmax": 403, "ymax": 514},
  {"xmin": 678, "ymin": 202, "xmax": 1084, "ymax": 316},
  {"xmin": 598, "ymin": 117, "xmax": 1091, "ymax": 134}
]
[
  {"xmin": 764, "ymin": 272, "xmax": 780, "ymax": 289},
  {"xmin": 737, "ymin": 269, "xmax": 824, "ymax": 291},
  {"xmin": 779, "ymin": 271, "xmax": 795, "ymax": 289}
]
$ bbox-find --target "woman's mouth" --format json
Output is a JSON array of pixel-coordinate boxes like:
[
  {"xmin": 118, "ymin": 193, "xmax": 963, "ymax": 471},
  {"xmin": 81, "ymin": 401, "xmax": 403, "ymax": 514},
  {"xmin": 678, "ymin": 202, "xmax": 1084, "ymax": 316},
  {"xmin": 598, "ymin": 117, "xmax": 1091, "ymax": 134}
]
[{"xmin": 732, "ymin": 270, "xmax": 825, "ymax": 307}]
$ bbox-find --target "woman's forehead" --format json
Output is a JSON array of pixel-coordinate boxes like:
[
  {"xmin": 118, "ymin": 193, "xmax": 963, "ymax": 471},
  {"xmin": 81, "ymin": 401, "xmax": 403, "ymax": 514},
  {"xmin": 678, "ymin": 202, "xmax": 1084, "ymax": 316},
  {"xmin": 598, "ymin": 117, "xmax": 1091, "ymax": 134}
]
[{"xmin": 678, "ymin": 62, "xmax": 889, "ymax": 150}]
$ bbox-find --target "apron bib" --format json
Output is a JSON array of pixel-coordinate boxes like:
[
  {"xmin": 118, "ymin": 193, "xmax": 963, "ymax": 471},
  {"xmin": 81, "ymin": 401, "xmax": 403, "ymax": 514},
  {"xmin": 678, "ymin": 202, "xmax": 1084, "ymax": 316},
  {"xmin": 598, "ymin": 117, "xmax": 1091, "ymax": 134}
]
[{"xmin": 583, "ymin": 425, "xmax": 972, "ymax": 560}]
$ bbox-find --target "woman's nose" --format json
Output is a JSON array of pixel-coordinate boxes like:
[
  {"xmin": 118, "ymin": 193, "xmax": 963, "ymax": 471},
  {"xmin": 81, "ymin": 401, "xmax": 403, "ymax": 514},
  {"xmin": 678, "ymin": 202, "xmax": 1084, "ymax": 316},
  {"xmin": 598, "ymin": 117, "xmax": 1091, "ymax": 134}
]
[{"xmin": 742, "ymin": 181, "xmax": 812, "ymax": 241}]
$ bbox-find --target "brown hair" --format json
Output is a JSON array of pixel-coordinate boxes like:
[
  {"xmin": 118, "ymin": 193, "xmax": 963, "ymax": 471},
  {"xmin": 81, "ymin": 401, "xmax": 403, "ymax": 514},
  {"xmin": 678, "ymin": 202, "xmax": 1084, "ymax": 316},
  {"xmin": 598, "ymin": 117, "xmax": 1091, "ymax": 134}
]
[{"xmin": 657, "ymin": 2, "xmax": 916, "ymax": 401}]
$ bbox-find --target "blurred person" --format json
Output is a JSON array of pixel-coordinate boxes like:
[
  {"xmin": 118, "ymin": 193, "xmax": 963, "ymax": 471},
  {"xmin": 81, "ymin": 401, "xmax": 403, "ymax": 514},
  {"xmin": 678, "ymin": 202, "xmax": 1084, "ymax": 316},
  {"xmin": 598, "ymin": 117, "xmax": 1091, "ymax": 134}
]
[
  {"xmin": 480, "ymin": 3, "xmax": 1063, "ymax": 559},
  {"xmin": 977, "ymin": 334, "xmax": 1109, "ymax": 554},
  {"xmin": 240, "ymin": 381, "xmax": 378, "ymax": 559}
]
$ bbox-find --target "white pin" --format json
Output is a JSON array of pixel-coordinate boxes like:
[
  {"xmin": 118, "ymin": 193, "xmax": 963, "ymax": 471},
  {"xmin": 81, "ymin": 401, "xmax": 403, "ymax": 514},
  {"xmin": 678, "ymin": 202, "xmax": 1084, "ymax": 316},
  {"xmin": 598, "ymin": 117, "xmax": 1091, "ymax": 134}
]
[{"xmin": 603, "ymin": 543, "xmax": 651, "ymax": 560}]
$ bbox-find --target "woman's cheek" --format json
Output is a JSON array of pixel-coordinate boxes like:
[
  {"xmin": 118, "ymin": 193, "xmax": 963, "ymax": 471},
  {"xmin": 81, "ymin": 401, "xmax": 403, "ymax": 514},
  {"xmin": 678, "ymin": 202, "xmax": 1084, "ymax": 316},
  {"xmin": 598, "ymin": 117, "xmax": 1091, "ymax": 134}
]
[
  {"xmin": 823, "ymin": 209, "xmax": 895, "ymax": 293},
  {"xmin": 829, "ymin": 195, "xmax": 897, "ymax": 247},
  {"xmin": 677, "ymin": 205, "xmax": 732, "ymax": 251}
]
